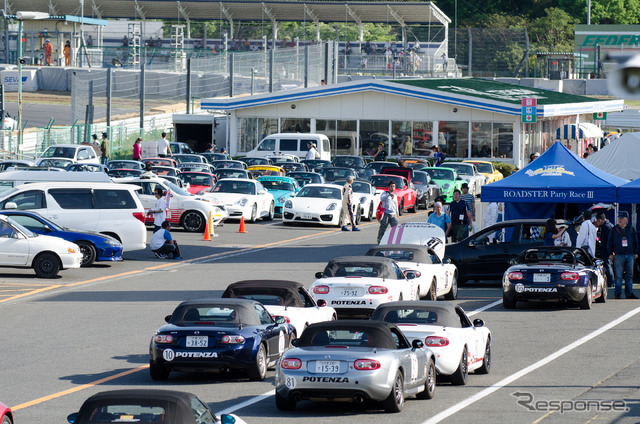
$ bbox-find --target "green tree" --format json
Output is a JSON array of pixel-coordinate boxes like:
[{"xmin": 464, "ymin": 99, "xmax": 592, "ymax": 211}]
[
  {"xmin": 591, "ymin": 0, "xmax": 640, "ymax": 24},
  {"xmin": 529, "ymin": 7, "xmax": 576, "ymax": 50}
]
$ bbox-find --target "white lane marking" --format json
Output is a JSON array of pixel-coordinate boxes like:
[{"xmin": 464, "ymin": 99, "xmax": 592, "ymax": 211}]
[
  {"xmin": 215, "ymin": 389, "xmax": 273, "ymax": 415},
  {"xmin": 467, "ymin": 299, "xmax": 502, "ymax": 317},
  {"xmin": 422, "ymin": 306, "xmax": 640, "ymax": 424}
]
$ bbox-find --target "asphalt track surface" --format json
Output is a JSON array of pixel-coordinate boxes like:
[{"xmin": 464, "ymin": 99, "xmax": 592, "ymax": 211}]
[
  {"xmin": 1, "ymin": 210, "xmax": 639, "ymax": 424},
  {"xmin": 3, "ymin": 102, "xmax": 136, "ymax": 129}
]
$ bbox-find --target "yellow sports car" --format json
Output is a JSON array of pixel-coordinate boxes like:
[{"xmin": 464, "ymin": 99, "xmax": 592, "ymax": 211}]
[{"xmin": 463, "ymin": 160, "xmax": 503, "ymax": 184}]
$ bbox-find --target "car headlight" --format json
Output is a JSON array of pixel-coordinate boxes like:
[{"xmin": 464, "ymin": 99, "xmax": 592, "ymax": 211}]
[
  {"xmin": 326, "ymin": 202, "xmax": 337, "ymax": 211},
  {"xmin": 235, "ymin": 198, "xmax": 248, "ymax": 206},
  {"xmin": 105, "ymin": 239, "xmax": 121, "ymax": 246},
  {"xmin": 278, "ymin": 196, "xmax": 287, "ymax": 203},
  {"xmin": 284, "ymin": 199, "xmax": 293, "ymax": 209},
  {"xmin": 360, "ymin": 196, "xmax": 367, "ymax": 204},
  {"xmin": 416, "ymin": 189, "xmax": 423, "ymax": 196},
  {"xmin": 443, "ymin": 183, "xmax": 450, "ymax": 190}
]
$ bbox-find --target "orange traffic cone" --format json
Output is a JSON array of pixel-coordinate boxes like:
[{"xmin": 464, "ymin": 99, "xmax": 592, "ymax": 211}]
[
  {"xmin": 238, "ymin": 216, "xmax": 247, "ymax": 233},
  {"xmin": 202, "ymin": 219, "xmax": 212, "ymax": 241}
]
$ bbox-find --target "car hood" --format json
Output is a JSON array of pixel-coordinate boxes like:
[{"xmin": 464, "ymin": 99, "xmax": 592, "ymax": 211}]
[
  {"xmin": 267, "ymin": 189, "xmax": 295, "ymax": 199},
  {"xmin": 54, "ymin": 229, "xmax": 121, "ymax": 244},
  {"xmin": 291, "ymin": 197, "xmax": 337, "ymax": 209},
  {"xmin": 31, "ymin": 234, "xmax": 81, "ymax": 252}
]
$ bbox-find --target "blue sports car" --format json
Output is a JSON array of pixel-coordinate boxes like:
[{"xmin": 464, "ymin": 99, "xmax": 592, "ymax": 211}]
[
  {"xmin": 502, "ymin": 247, "xmax": 607, "ymax": 310},
  {"xmin": 149, "ymin": 298, "xmax": 295, "ymax": 381},
  {"xmin": 0, "ymin": 210, "xmax": 123, "ymax": 267},
  {"xmin": 257, "ymin": 176, "xmax": 300, "ymax": 215}
]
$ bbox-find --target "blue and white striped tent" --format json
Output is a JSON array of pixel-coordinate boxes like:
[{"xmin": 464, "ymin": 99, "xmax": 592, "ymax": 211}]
[{"xmin": 556, "ymin": 123, "xmax": 603, "ymax": 140}]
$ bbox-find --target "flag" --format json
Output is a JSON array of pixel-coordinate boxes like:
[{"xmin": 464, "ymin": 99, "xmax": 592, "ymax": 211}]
[{"xmin": 165, "ymin": 190, "xmax": 171, "ymax": 219}]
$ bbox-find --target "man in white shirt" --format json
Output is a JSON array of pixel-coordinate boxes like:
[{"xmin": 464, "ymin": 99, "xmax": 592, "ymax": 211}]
[
  {"xmin": 305, "ymin": 142, "xmax": 317, "ymax": 160},
  {"xmin": 157, "ymin": 132, "xmax": 172, "ymax": 158},
  {"xmin": 377, "ymin": 181, "xmax": 400, "ymax": 243},
  {"xmin": 148, "ymin": 187, "xmax": 168, "ymax": 232},
  {"xmin": 576, "ymin": 211, "xmax": 599, "ymax": 257}
]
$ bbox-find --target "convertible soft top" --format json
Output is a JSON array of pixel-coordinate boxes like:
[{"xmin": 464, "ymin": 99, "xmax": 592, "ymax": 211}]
[
  {"xmin": 169, "ymin": 298, "xmax": 263, "ymax": 326},
  {"xmin": 371, "ymin": 301, "xmax": 463, "ymax": 328},
  {"xmin": 222, "ymin": 280, "xmax": 305, "ymax": 308},
  {"xmin": 297, "ymin": 320, "xmax": 400, "ymax": 349},
  {"xmin": 322, "ymin": 256, "xmax": 400, "ymax": 279},
  {"xmin": 365, "ymin": 244, "xmax": 434, "ymax": 264}
]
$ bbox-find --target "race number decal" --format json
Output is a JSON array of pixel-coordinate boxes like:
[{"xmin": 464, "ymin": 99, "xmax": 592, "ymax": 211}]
[
  {"xmin": 285, "ymin": 376, "xmax": 297, "ymax": 389},
  {"xmin": 426, "ymin": 237, "xmax": 443, "ymax": 251},
  {"xmin": 410, "ymin": 353, "xmax": 419, "ymax": 382},
  {"xmin": 162, "ymin": 349, "xmax": 175, "ymax": 362},
  {"xmin": 279, "ymin": 331, "xmax": 285, "ymax": 353}
]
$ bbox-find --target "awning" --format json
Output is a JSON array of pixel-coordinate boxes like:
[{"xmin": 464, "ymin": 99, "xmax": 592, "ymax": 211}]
[{"xmin": 556, "ymin": 123, "xmax": 603, "ymax": 140}]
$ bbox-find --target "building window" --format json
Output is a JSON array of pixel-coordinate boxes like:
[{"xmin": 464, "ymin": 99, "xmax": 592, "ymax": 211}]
[
  {"xmin": 439, "ymin": 121, "xmax": 469, "ymax": 158},
  {"xmin": 360, "ymin": 120, "xmax": 388, "ymax": 156},
  {"xmin": 238, "ymin": 117, "xmax": 258, "ymax": 153},
  {"xmin": 412, "ymin": 121, "xmax": 433, "ymax": 157},
  {"xmin": 280, "ymin": 118, "xmax": 310, "ymax": 133},
  {"xmin": 317, "ymin": 120, "xmax": 358, "ymax": 156},
  {"xmin": 471, "ymin": 122, "xmax": 492, "ymax": 158},
  {"xmin": 392, "ymin": 121, "xmax": 412, "ymax": 156},
  {"xmin": 494, "ymin": 123, "xmax": 514, "ymax": 158}
]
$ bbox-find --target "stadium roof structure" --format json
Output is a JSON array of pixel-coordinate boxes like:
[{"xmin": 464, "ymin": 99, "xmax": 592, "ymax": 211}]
[{"xmin": 11, "ymin": 1, "xmax": 450, "ymax": 25}]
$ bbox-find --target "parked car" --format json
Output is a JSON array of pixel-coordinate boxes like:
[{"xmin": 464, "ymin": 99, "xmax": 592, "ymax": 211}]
[
  {"xmin": 247, "ymin": 165, "xmax": 286, "ymax": 178},
  {"xmin": 180, "ymin": 172, "xmax": 218, "ymax": 195},
  {"xmin": 332, "ymin": 155, "xmax": 367, "ymax": 168},
  {"xmin": 365, "ymin": 161, "xmax": 398, "ymax": 174},
  {"xmin": 173, "ymin": 154, "xmax": 207, "ymax": 164},
  {"xmin": 142, "ymin": 157, "xmax": 179, "ymax": 168},
  {"xmin": 34, "ymin": 158, "xmax": 74, "ymax": 169},
  {"xmin": 65, "ymin": 163, "xmax": 109, "ymax": 173},
  {"xmin": 332, "ymin": 179, "xmax": 379, "ymax": 221},
  {"xmin": 210, "ymin": 160, "xmax": 247, "ymax": 170},
  {"xmin": 273, "ymin": 161, "xmax": 308, "ymax": 173},
  {"xmin": 442, "ymin": 162, "xmax": 485, "ymax": 196},
  {"xmin": 319, "ymin": 167, "xmax": 358, "ymax": 182},
  {"xmin": 412, "ymin": 170, "xmax": 441, "ymax": 209},
  {"xmin": 238, "ymin": 157, "xmax": 270, "ymax": 166},
  {"xmin": 0, "ymin": 160, "xmax": 36, "ymax": 172},
  {"xmin": 257, "ymin": 176, "xmax": 300, "ymax": 216},
  {"xmin": 464, "ymin": 160, "xmax": 504, "ymax": 184},
  {"xmin": 107, "ymin": 160, "xmax": 145, "ymax": 170},
  {"xmin": 202, "ymin": 152, "xmax": 231, "ymax": 162},
  {"xmin": 37, "ymin": 144, "xmax": 100, "ymax": 165},
  {"xmin": 208, "ymin": 178, "xmax": 274, "ymax": 222},
  {"xmin": 287, "ymin": 171, "xmax": 325, "ymax": 186},
  {"xmin": 1, "ymin": 400, "xmax": 13, "ymax": 424},
  {"xmin": 282, "ymin": 183, "xmax": 352, "ymax": 227},
  {"xmin": 169, "ymin": 142, "xmax": 195, "ymax": 155},
  {"xmin": 371, "ymin": 170, "xmax": 418, "ymax": 218},
  {"xmin": 421, "ymin": 167, "xmax": 465, "ymax": 203},
  {"xmin": 300, "ymin": 159, "xmax": 331, "ymax": 172},
  {"xmin": 213, "ymin": 168, "xmax": 252, "ymax": 180}
]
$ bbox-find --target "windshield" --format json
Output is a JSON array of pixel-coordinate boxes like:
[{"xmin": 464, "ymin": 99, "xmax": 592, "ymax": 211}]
[
  {"xmin": 41, "ymin": 146, "xmax": 75, "ymax": 159},
  {"xmin": 423, "ymin": 168, "xmax": 454, "ymax": 180},
  {"xmin": 0, "ymin": 181, "xmax": 15, "ymax": 195},
  {"xmin": 351, "ymin": 181, "xmax": 372, "ymax": 193},
  {"xmin": 215, "ymin": 170, "xmax": 247, "ymax": 179},
  {"xmin": 412, "ymin": 173, "xmax": 429, "ymax": 185},
  {"xmin": 182, "ymin": 174, "xmax": 214, "ymax": 187},
  {"xmin": 260, "ymin": 180, "xmax": 295, "ymax": 191},
  {"xmin": 471, "ymin": 162, "xmax": 493, "ymax": 173},
  {"xmin": 176, "ymin": 155, "xmax": 201, "ymax": 163},
  {"xmin": 214, "ymin": 180, "xmax": 256, "ymax": 195},
  {"xmin": 370, "ymin": 175, "xmax": 404, "ymax": 188},
  {"xmin": 164, "ymin": 181, "xmax": 192, "ymax": 196},
  {"xmin": 446, "ymin": 164, "xmax": 473, "ymax": 175},
  {"xmin": 297, "ymin": 186, "xmax": 341, "ymax": 199}
]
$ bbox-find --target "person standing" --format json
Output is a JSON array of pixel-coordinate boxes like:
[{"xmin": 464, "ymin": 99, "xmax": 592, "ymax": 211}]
[
  {"xmin": 377, "ymin": 181, "xmax": 399, "ymax": 243},
  {"xmin": 63, "ymin": 41, "xmax": 71, "ymax": 66},
  {"xmin": 543, "ymin": 219, "xmax": 569, "ymax": 247},
  {"xmin": 403, "ymin": 136, "xmax": 412, "ymax": 156},
  {"xmin": 44, "ymin": 39, "xmax": 53, "ymax": 66},
  {"xmin": 427, "ymin": 201, "xmax": 451, "ymax": 234},
  {"xmin": 150, "ymin": 221, "xmax": 181, "ymax": 259},
  {"xmin": 441, "ymin": 51, "xmax": 447, "ymax": 72},
  {"xmin": 596, "ymin": 212, "xmax": 615, "ymax": 288},
  {"xmin": 305, "ymin": 142, "xmax": 316, "ymax": 160},
  {"xmin": 576, "ymin": 211, "xmax": 598, "ymax": 258},
  {"xmin": 484, "ymin": 202, "xmax": 498, "ymax": 230},
  {"xmin": 340, "ymin": 176, "xmax": 359, "ymax": 232},
  {"xmin": 148, "ymin": 187, "xmax": 168, "ymax": 233},
  {"xmin": 132, "ymin": 137, "xmax": 142, "ymax": 161},
  {"xmin": 460, "ymin": 183, "xmax": 475, "ymax": 237},
  {"xmin": 157, "ymin": 132, "xmax": 171, "ymax": 158},
  {"xmin": 447, "ymin": 189, "xmax": 473, "ymax": 242},
  {"xmin": 373, "ymin": 142, "xmax": 388, "ymax": 162},
  {"xmin": 100, "ymin": 132, "xmax": 110, "ymax": 165},
  {"xmin": 607, "ymin": 211, "xmax": 638, "ymax": 299}
]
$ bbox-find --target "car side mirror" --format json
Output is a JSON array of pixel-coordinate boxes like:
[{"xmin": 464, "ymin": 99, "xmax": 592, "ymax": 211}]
[
  {"xmin": 315, "ymin": 271, "xmax": 323, "ymax": 279},
  {"xmin": 468, "ymin": 239, "xmax": 476, "ymax": 248},
  {"xmin": 404, "ymin": 271, "xmax": 416, "ymax": 280},
  {"xmin": 67, "ymin": 413, "xmax": 78, "ymax": 424},
  {"xmin": 43, "ymin": 224, "xmax": 53, "ymax": 232},
  {"xmin": 220, "ymin": 414, "xmax": 237, "ymax": 424},
  {"xmin": 164, "ymin": 315, "xmax": 172, "ymax": 323},
  {"xmin": 443, "ymin": 257, "xmax": 451, "ymax": 264},
  {"xmin": 412, "ymin": 339, "xmax": 424, "ymax": 349},
  {"xmin": 4, "ymin": 202, "xmax": 17, "ymax": 210},
  {"xmin": 291, "ymin": 339, "xmax": 299, "ymax": 347},
  {"xmin": 473, "ymin": 318, "xmax": 484, "ymax": 327},
  {"xmin": 317, "ymin": 299, "xmax": 327, "ymax": 307},
  {"xmin": 274, "ymin": 316, "xmax": 287, "ymax": 325}
]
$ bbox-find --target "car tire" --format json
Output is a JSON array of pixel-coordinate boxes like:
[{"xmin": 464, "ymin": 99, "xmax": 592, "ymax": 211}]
[
  {"xmin": 367, "ymin": 202, "xmax": 374, "ymax": 221},
  {"xmin": 149, "ymin": 362, "xmax": 170, "ymax": 380},
  {"xmin": 248, "ymin": 343, "xmax": 267, "ymax": 381},
  {"xmin": 382, "ymin": 370, "xmax": 405, "ymax": 412},
  {"xmin": 408, "ymin": 199, "xmax": 417, "ymax": 213},
  {"xmin": 444, "ymin": 273, "xmax": 458, "ymax": 300},
  {"xmin": 355, "ymin": 206, "xmax": 362, "ymax": 225},
  {"xmin": 428, "ymin": 279, "xmax": 437, "ymax": 301},
  {"xmin": 477, "ymin": 338, "xmax": 491, "ymax": 374},
  {"xmin": 503, "ymin": 294, "xmax": 516, "ymax": 309},
  {"xmin": 33, "ymin": 252, "xmax": 61, "ymax": 278},
  {"xmin": 275, "ymin": 391, "xmax": 296, "ymax": 411},
  {"xmin": 450, "ymin": 346, "xmax": 468, "ymax": 385},
  {"xmin": 2, "ymin": 414, "xmax": 13, "ymax": 424},
  {"xmin": 580, "ymin": 282, "xmax": 592, "ymax": 310},
  {"xmin": 182, "ymin": 210, "xmax": 205, "ymax": 232},
  {"xmin": 398, "ymin": 199, "xmax": 404, "ymax": 216},
  {"xmin": 77, "ymin": 241, "xmax": 97, "ymax": 267},
  {"xmin": 596, "ymin": 278, "xmax": 607, "ymax": 303},
  {"xmin": 264, "ymin": 202, "xmax": 274, "ymax": 221},
  {"xmin": 416, "ymin": 357, "xmax": 436, "ymax": 400},
  {"xmin": 250, "ymin": 204, "xmax": 258, "ymax": 223}
]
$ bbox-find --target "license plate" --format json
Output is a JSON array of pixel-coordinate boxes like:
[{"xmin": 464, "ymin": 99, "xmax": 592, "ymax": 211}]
[
  {"xmin": 341, "ymin": 289, "xmax": 360, "ymax": 297},
  {"xmin": 301, "ymin": 213, "xmax": 312, "ymax": 219},
  {"xmin": 186, "ymin": 336, "xmax": 208, "ymax": 347},
  {"xmin": 533, "ymin": 273, "xmax": 550, "ymax": 283},
  {"xmin": 316, "ymin": 361, "xmax": 340, "ymax": 373}
]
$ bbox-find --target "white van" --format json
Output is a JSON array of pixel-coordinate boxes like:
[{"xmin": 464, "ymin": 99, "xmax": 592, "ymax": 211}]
[
  {"xmin": 0, "ymin": 182, "xmax": 147, "ymax": 252},
  {"xmin": 0, "ymin": 170, "xmax": 113, "ymax": 196},
  {"xmin": 246, "ymin": 133, "xmax": 331, "ymax": 161}
]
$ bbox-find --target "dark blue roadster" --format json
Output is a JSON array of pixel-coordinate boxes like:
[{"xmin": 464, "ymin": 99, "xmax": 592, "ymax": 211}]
[
  {"xmin": 149, "ymin": 298, "xmax": 295, "ymax": 381},
  {"xmin": 502, "ymin": 247, "xmax": 607, "ymax": 310}
]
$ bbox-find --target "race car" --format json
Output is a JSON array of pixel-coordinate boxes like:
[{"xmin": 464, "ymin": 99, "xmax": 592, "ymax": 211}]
[
  {"xmin": 310, "ymin": 256, "xmax": 418, "ymax": 317},
  {"xmin": 257, "ymin": 176, "xmax": 300, "ymax": 216},
  {"xmin": 502, "ymin": 247, "xmax": 607, "ymax": 310},
  {"xmin": 208, "ymin": 178, "xmax": 275, "ymax": 222},
  {"xmin": 371, "ymin": 301, "xmax": 491, "ymax": 385},
  {"xmin": 274, "ymin": 320, "xmax": 436, "ymax": 412},
  {"xmin": 463, "ymin": 160, "xmax": 504, "ymax": 184},
  {"xmin": 149, "ymin": 298, "xmax": 295, "ymax": 381},
  {"xmin": 222, "ymin": 280, "xmax": 337, "ymax": 336}
]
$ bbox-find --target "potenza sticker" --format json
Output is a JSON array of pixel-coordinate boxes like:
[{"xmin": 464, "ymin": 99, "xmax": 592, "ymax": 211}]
[
  {"xmin": 331, "ymin": 300, "xmax": 366, "ymax": 305},
  {"xmin": 162, "ymin": 349, "xmax": 218, "ymax": 361},
  {"xmin": 302, "ymin": 376, "xmax": 349, "ymax": 383}
]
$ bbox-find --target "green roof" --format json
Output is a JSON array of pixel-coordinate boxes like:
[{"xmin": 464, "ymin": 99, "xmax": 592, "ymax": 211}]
[{"xmin": 390, "ymin": 78, "xmax": 596, "ymax": 106}]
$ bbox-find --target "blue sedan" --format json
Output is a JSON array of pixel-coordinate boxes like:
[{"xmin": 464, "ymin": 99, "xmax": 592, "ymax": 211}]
[
  {"xmin": 149, "ymin": 298, "xmax": 294, "ymax": 381},
  {"xmin": 0, "ymin": 210, "xmax": 123, "ymax": 267},
  {"xmin": 257, "ymin": 176, "xmax": 300, "ymax": 215}
]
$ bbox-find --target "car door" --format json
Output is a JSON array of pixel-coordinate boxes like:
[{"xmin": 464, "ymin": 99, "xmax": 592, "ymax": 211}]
[
  {"xmin": 454, "ymin": 306, "xmax": 482, "ymax": 366},
  {"xmin": 254, "ymin": 304, "xmax": 284, "ymax": 362},
  {"xmin": 462, "ymin": 222, "xmax": 519, "ymax": 279},
  {"xmin": 390, "ymin": 327, "xmax": 426, "ymax": 390},
  {"xmin": 0, "ymin": 220, "xmax": 30, "ymax": 265}
]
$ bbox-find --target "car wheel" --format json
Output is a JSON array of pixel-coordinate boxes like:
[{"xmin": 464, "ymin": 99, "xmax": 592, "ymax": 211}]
[
  {"xmin": 248, "ymin": 343, "xmax": 267, "ymax": 381},
  {"xmin": 382, "ymin": 370, "xmax": 405, "ymax": 412},
  {"xmin": 580, "ymin": 282, "xmax": 593, "ymax": 310},
  {"xmin": 416, "ymin": 357, "xmax": 436, "ymax": 399},
  {"xmin": 596, "ymin": 278, "xmax": 607, "ymax": 303},
  {"xmin": 444, "ymin": 273, "xmax": 458, "ymax": 300},
  {"xmin": 2, "ymin": 415, "xmax": 13, "ymax": 424},
  {"xmin": 264, "ymin": 202, "xmax": 274, "ymax": 221},
  {"xmin": 33, "ymin": 252, "xmax": 61, "ymax": 278},
  {"xmin": 250, "ymin": 204, "xmax": 258, "ymax": 223},
  {"xmin": 477, "ymin": 338, "xmax": 491, "ymax": 374},
  {"xmin": 450, "ymin": 346, "xmax": 468, "ymax": 385},
  {"xmin": 503, "ymin": 294, "xmax": 516, "ymax": 309},
  {"xmin": 368, "ymin": 202, "xmax": 374, "ymax": 220},
  {"xmin": 354, "ymin": 206, "xmax": 362, "ymax": 225},
  {"xmin": 408, "ymin": 199, "xmax": 417, "ymax": 213},
  {"xmin": 428, "ymin": 279, "xmax": 437, "ymax": 301},
  {"xmin": 77, "ymin": 241, "xmax": 97, "ymax": 267},
  {"xmin": 275, "ymin": 391, "xmax": 296, "ymax": 411},
  {"xmin": 182, "ymin": 210, "xmax": 205, "ymax": 232},
  {"xmin": 149, "ymin": 362, "xmax": 170, "ymax": 380},
  {"xmin": 398, "ymin": 199, "xmax": 404, "ymax": 216}
]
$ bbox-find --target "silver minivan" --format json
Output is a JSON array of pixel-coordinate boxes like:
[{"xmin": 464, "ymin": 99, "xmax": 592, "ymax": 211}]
[{"xmin": 246, "ymin": 133, "xmax": 331, "ymax": 161}]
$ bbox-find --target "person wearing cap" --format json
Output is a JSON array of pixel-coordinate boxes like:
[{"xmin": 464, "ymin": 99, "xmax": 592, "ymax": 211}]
[
  {"xmin": 340, "ymin": 176, "xmax": 359, "ymax": 232},
  {"xmin": 427, "ymin": 201, "xmax": 450, "ymax": 233},
  {"xmin": 373, "ymin": 142, "xmax": 388, "ymax": 162},
  {"xmin": 529, "ymin": 152, "xmax": 540, "ymax": 163},
  {"xmin": 460, "ymin": 183, "xmax": 475, "ymax": 237},
  {"xmin": 44, "ymin": 39, "xmax": 53, "ymax": 66},
  {"xmin": 607, "ymin": 211, "xmax": 639, "ymax": 299}
]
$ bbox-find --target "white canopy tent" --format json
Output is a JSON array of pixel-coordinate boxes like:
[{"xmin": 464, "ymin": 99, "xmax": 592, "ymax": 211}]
[{"xmin": 586, "ymin": 132, "xmax": 640, "ymax": 181}]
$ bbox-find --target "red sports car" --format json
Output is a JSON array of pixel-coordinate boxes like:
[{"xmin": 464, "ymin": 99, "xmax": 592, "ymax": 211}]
[
  {"xmin": 180, "ymin": 171, "xmax": 218, "ymax": 195},
  {"xmin": 372, "ymin": 168, "xmax": 418, "ymax": 220}
]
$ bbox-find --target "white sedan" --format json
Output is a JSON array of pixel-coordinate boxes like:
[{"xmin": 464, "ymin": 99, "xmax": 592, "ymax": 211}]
[
  {"xmin": 208, "ymin": 178, "xmax": 275, "ymax": 222},
  {"xmin": 310, "ymin": 256, "xmax": 418, "ymax": 317},
  {"xmin": 282, "ymin": 183, "xmax": 343, "ymax": 227},
  {"xmin": 372, "ymin": 301, "xmax": 491, "ymax": 385},
  {"xmin": 0, "ymin": 215, "xmax": 82, "ymax": 278},
  {"xmin": 221, "ymin": 280, "xmax": 337, "ymax": 337},
  {"xmin": 378, "ymin": 223, "xmax": 458, "ymax": 300}
]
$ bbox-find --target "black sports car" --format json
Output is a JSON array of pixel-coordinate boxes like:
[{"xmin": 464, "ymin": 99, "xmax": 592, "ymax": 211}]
[
  {"xmin": 445, "ymin": 219, "xmax": 577, "ymax": 283},
  {"xmin": 67, "ymin": 390, "xmax": 242, "ymax": 424},
  {"xmin": 412, "ymin": 170, "xmax": 441, "ymax": 209},
  {"xmin": 502, "ymin": 247, "xmax": 607, "ymax": 309}
]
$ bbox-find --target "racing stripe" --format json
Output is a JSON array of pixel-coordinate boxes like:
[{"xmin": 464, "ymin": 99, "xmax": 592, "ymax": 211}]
[
  {"xmin": 394, "ymin": 224, "xmax": 405, "ymax": 244},
  {"xmin": 387, "ymin": 225, "xmax": 397, "ymax": 242}
]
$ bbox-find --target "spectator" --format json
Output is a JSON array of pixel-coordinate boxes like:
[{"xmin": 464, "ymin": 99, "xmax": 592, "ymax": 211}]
[
  {"xmin": 607, "ymin": 211, "xmax": 638, "ymax": 299},
  {"xmin": 100, "ymin": 132, "xmax": 110, "ymax": 164},
  {"xmin": 427, "ymin": 201, "xmax": 451, "ymax": 233},
  {"xmin": 377, "ymin": 181, "xmax": 399, "ymax": 243},
  {"xmin": 447, "ymin": 189, "xmax": 473, "ymax": 242},
  {"xmin": 596, "ymin": 212, "xmax": 615, "ymax": 288},
  {"xmin": 63, "ymin": 41, "xmax": 71, "ymax": 66},
  {"xmin": 86, "ymin": 35, "xmax": 93, "ymax": 47},
  {"xmin": 148, "ymin": 187, "xmax": 168, "ymax": 233},
  {"xmin": 460, "ymin": 183, "xmax": 475, "ymax": 236},
  {"xmin": 543, "ymin": 219, "xmax": 569, "ymax": 247},
  {"xmin": 373, "ymin": 142, "xmax": 388, "ymax": 162},
  {"xmin": 150, "ymin": 221, "xmax": 181, "ymax": 259},
  {"xmin": 157, "ymin": 132, "xmax": 171, "ymax": 158},
  {"xmin": 122, "ymin": 36, "xmax": 129, "ymax": 48},
  {"xmin": 576, "ymin": 210, "xmax": 599, "ymax": 258},
  {"xmin": 340, "ymin": 176, "xmax": 359, "ymax": 232},
  {"xmin": 132, "ymin": 137, "xmax": 142, "ymax": 161}
]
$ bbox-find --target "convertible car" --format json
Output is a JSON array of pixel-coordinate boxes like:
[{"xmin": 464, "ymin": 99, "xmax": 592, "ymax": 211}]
[
  {"xmin": 274, "ymin": 320, "xmax": 436, "ymax": 412},
  {"xmin": 502, "ymin": 247, "xmax": 607, "ymax": 309},
  {"xmin": 282, "ymin": 183, "xmax": 354, "ymax": 227}
]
